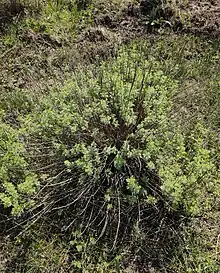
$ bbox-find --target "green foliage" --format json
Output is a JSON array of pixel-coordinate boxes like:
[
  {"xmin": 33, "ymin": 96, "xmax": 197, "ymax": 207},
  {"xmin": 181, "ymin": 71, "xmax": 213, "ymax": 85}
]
[
  {"xmin": 138, "ymin": 35, "xmax": 220, "ymax": 129},
  {"xmin": 2, "ymin": 26, "xmax": 18, "ymax": 47},
  {"xmin": 24, "ymin": 3, "xmax": 77, "ymax": 41},
  {"xmin": 23, "ymin": 44, "xmax": 177, "ymax": 202},
  {"xmin": 24, "ymin": 236, "xmax": 70, "ymax": 273},
  {"xmin": 0, "ymin": 19, "xmax": 220, "ymax": 272},
  {"xmin": 0, "ymin": 113, "xmax": 38, "ymax": 215},
  {"xmin": 0, "ymin": 88, "xmax": 38, "ymax": 116},
  {"xmin": 1, "ymin": 0, "xmax": 94, "ymax": 49},
  {"xmin": 10, "ymin": 45, "xmax": 181, "ymax": 269},
  {"xmin": 169, "ymin": 215, "xmax": 220, "ymax": 273},
  {"xmin": 18, "ymin": 43, "xmax": 218, "ymax": 227},
  {"xmin": 23, "ymin": 0, "xmax": 93, "ymax": 42},
  {"xmin": 3, "ymin": 44, "xmax": 214, "ymax": 273},
  {"xmin": 69, "ymin": 230, "xmax": 122, "ymax": 273},
  {"xmin": 159, "ymin": 123, "xmax": 219, "ymax": 214},
  {"xmin": 126, "ymin": 176, "xmax": 141, "ymax": 196}
]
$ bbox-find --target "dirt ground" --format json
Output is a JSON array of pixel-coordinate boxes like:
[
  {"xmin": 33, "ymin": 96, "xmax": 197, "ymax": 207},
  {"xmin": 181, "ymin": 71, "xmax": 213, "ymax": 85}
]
[
  {"xmin": 90, "ymin": 0, "xmax": 220, "ymax": 41},
  {"xmin": 178, "ymin": 0, "xmax": 220, "ymax": 35}
]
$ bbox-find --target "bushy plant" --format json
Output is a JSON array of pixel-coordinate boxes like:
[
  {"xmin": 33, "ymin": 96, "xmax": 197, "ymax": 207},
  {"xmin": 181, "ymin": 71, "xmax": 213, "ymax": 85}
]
[
  {"xmin": 0, "ymin": 111, "xmax": 38, "ymax": 216},
  {"xmin": 13, "ymin": 44, "xmax": 216, "ymax": 254},
  {"xmin": 160, "ymin": 123, "xmax": 220, "ymax": 215},
  {"xmin": 19, "ymin": 45, "xmax": 180, "ymax": 262},
  {"xmin": 1, "ymin": 42, "xmax": 219, "ymax": 271}
]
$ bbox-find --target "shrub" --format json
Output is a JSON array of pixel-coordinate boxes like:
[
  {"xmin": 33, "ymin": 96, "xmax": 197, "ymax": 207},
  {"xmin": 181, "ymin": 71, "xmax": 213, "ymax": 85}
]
[
  {"xmin": 18, "ymin": 44, "xmax": 218, "ymax": 245},
  {"xmin": 20, "ymin": 45, "xmax": 181, "ymax": 263},
  {"xmin": 0, "ymin": 111, "xmax": 38, "ymax": 216},
  {"xmin": 1, "ymin": 43, "xmax": 219, "ymax": 270}
]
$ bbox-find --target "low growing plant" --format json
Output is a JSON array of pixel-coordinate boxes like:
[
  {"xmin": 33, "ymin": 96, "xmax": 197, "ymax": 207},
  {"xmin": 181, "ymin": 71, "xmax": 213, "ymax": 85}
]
[
  {"xmin": 1, "ymin": 43, "xmax": 219, "ymax": 270},
  {"xmin": 0, "ymin": 111, "xmax": 38, "ymax": 216}
]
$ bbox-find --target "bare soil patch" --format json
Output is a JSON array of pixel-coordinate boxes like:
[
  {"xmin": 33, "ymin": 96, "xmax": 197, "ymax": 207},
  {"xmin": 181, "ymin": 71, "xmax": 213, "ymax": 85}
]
[
  {"xmin": 93, "ymin": 0, "xmax": 220, "ymax": 37},
  {"xmin": 178, "ymin": 0, "xmax": 220, "ymax": 35}
]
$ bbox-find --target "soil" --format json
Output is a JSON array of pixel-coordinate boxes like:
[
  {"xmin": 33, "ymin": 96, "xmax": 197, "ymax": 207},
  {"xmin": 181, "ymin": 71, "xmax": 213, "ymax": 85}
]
[
  {"xmin": 1, "ymin": 0, "xmax": 220, "ymax": 37},
  {"xmin": 178, "ymin": 0, "xmax": 220, "ymax": 35},
  {"xmin": 93, "ymin": 0, "xmax": 220, "ymax": 38}
]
